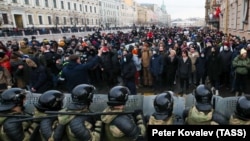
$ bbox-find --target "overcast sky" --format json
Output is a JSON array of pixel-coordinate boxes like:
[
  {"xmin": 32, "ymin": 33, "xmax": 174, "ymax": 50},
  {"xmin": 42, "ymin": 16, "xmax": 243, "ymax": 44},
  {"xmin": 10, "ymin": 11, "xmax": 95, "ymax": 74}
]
[{"xmin": 135, "ymin": 0, "xmax": 206, "ymax": 20}]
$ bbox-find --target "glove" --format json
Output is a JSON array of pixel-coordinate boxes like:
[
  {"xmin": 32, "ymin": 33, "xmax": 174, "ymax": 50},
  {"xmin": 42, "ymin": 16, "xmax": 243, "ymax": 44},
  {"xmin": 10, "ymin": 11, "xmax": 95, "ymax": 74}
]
[
  {"xmin": 133, "ymin": 109, "xmax": 143, "ymax": 119},
  {"xmin": 133, "ymin": 110, "xmax": 146, "ymax": 137},
  {"xmin": 94, "ymin": 120, "xmax": 102, "ymax": 133},
  {"xmin": 91, "ymin": 120, "xmax": 103, "ymax": 141}
]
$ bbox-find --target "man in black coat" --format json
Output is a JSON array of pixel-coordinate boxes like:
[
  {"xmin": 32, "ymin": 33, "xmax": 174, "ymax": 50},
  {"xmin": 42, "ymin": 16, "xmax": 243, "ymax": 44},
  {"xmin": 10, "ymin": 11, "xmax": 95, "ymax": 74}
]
[{"xmin": 61, "ymin": 48, "xmax": 102, "ymax": 92}]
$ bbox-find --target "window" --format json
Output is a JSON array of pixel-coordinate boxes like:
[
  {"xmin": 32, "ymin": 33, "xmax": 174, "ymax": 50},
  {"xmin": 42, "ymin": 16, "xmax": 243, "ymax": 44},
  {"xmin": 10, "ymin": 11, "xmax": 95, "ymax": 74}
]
[
  {"xmin": 53, "ymin": 0, "xmax": 57, "ymax": 8},
  {"xmin": 28, "ymin": 15, "xmax": 33, "ymax": 24},
  {"xmin": 61, "ymin": 1, "xmax": 64, "ymax": 9},
  {"xmin": 63, "ymin": 17, "xmax": 66, "ymax": 25},
  {"xmin": 48, "ymin": 16, "xmax": 52, "ymax": 25},
  {"xmin": 2, "ymin": 14, "xmax": 8, "ymax": 24},
  {"xmin": 24, "ymin": 0, "xmax": 29, "ymax": 4},
  {"xmin": 87, "ymin": 18, "xmax": 89, "ymax": 24},
  {"xmin": 85, "ymin": 5, "xmax": 87, "ymax": 12},
  {"xmin": 96, "ymin": 19, "xmax": 98, "ymax": 25},
  {"xmin": 94, "ymin": 7, "xmax": 96, "ymax": 13},
  {"xmin": 90, "ymin": 6, "xmax": 92, "ymax": 13},
  {"xmin": 74, "ymin": 3, "xmax": 76, "ymax": 10},
  {"xmin": 45, "ymin": 0, "xmax": 49, "ymax": 7},
  {"xmin": 56, "ymin": 16, "xmax": 59, "ymax": 25},
  {"xmin": 36, "ymin": 0, "xmax": 40, "ymax": 6},
  {"xmin": 38, "ymin": 15, "xmax": 43, "ymax": 24},
  {"xmin": 80, "ymin": 4, "xmax": 82, "ymax": 11},
  {"xmin": 68, "ymin": 2, "xmax": 70, "ymax": 10},
  {"xmin": 12, "ymin": 0, "xmax": 17, "ymax": 3},
  {"xmin": 82, "ymin": 18, "xmax": 84, "ymax": 24},
  {"xmin": 70, "ymin": 17, "xmax": 73, "ymax": 24},
  {"xmin": 75, "ymin": 18, "xmax": 78, "ymax": 24}
]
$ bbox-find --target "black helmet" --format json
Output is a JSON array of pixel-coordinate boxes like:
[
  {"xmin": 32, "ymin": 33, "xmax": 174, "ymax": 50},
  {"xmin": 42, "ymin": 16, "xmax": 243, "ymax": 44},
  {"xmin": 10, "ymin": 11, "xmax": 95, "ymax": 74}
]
[
  {"xmin": 0, "ymin": 88, "xmax": 26, "ymax": 112},
  {"xmin": 194, "ymin": 84, "xmax": 213, "ymax": 111},
  {"xmin": 107, "ymin": 86, "xmax": 130, "ymax": 106},
  {"xmin": 235, "ymin": 95, "xmax": 250, "ymax": 120},
  {"xmin": 154, "ymin": 91, "xmax": 174, "ymax": 116},
  {"xmin": 35, "ymin": 90, "xmax": 64, "ymax": 112},
  {"xmin": 68, "ymin": 84, "xmax": 96, "ymax": 110}
]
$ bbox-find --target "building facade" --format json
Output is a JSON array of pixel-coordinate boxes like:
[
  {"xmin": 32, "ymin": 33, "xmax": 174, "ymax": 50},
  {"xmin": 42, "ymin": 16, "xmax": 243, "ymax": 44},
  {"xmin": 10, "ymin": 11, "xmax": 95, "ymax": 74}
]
[
  {"xmin": 138, "ymin": 3, "xmax": 170, "ymax": 26},
  {"xmin": 99, "ymin": 0, "xmax": 120, "ymax": 28},
  {"xmin": 137, "ymin": 5, "xmax": 155, "ymax": 26},
  {"xmin": 205, "ymin": 0, "xmax": 250, "ymax": 39},
  {"xmin": 220, "ymin": 0, "xmax": 250, "ymax": 39},
  {"xmin": 122, "ymin": 0, "xmax": 137, "ymax": 27},
  {"xmin": 0, "ymin": 0, "xmax": 99, "ymax": 29},
  {"xmin": 205, "ymin": 0, "xmax": 221, "ymax": 30},
  {"xmin": 0, "ymin": 0, "xmax": 173, "ymax": 30}
]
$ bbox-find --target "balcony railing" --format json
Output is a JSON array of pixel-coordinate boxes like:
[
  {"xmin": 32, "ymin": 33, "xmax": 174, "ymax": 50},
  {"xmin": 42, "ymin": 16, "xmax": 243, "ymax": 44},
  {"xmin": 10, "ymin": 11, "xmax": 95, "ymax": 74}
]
[{"xmin": 208, "ymin": 18, "xmax": 219, "ymax": 23}]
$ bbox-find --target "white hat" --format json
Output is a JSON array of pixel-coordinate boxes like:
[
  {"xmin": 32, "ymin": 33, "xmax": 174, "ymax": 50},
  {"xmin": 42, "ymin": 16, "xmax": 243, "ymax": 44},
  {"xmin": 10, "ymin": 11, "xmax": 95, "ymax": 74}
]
[{"xmin": 240, "ymin": 48, "xmax": 247, "ymax": 55}]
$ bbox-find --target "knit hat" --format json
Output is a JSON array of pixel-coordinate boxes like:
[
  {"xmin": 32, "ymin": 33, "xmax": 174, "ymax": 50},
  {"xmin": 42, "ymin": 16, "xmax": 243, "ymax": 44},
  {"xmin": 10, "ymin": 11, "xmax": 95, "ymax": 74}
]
[{"xmin": 240, "ymin": 48, "xmax": 247, "ymax": 55}]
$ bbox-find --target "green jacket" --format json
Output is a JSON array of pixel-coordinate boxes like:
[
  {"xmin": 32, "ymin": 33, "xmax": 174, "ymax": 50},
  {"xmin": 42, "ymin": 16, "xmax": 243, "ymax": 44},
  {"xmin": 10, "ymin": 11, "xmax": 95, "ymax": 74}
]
[{"xmin": 232, "ymin": 55, "xmax": 250, "ymax": 75}]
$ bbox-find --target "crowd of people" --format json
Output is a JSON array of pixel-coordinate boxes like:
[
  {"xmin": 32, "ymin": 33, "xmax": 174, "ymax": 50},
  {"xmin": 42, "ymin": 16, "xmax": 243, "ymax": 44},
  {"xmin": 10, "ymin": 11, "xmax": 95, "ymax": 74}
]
[
  {"xmin": 0, "ymin": 26, "xmax": 249, "ymax": 97},
  {"xmin": 0, "ymin": 25, "xmax": 249, "ymax": 140}
]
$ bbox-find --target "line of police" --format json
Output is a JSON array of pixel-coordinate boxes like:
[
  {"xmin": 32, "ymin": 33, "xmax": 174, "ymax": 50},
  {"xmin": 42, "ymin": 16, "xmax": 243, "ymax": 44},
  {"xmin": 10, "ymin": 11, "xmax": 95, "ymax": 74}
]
[{"xmin": 0, "ymin": 83, "xmax": 249, "ymax": 141}]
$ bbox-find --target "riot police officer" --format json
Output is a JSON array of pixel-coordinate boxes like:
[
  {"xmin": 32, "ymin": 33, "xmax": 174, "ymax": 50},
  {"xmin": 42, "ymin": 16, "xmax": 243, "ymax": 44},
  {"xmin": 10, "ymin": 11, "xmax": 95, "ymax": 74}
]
[
  {"xmin": 33, "ymin": 90, "xmax": 65, "ymax": 141},
  {"xmin": 229, "ymin": 95, "xmax": 250, "ymax": 125},
  {"xmin": 0, "ymin": 88, "xmax": 30, "ymax": 141},
  {"xmin": 57, "ymin": 84, "xmax": 102, "ymax": 141},
  {"xmin": 101, "ymin": 85, "xmax": 146, "ymax": 141},
  {"xmin": 183, "ymin": 84, "xmax": 228, "ymax": 125},
  {"xmin": 147, "ymin": 91, "xmax": 181, "ymax": 125}
]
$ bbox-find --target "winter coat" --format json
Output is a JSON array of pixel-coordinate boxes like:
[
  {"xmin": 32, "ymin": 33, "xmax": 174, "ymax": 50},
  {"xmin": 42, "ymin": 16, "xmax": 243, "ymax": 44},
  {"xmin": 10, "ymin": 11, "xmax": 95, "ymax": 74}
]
[
  {"xmin": 132, "ymin": 54, "xmax": 142, "ymax": 71},
  {"xmin": 195, "ymin": 57, "xmax": 207, "ymax": 76},
  {"xmin": 121, "ymin": 54, "xmax": 136, "ymax": 82},
  {"xmin": 150, "ymin": 54, "xmax": 163, "ymax": 77},
  {"xmin": 177, "ymin": 57, "xmax": 192, "ymax": 78},
  {"xmin": 232, "ymin": 55, "xmax": 250, "ymax": 75},
  {"xmin": 165, "ymin": 55, "xmax": 178, "ymax": 75},
  {"xmin": 207, "ymin": 53, "xmax": 222, "ymax": 79},
  {"xmin": 61, "ymin": 56, "xmax": 101, "ymax": 92}
]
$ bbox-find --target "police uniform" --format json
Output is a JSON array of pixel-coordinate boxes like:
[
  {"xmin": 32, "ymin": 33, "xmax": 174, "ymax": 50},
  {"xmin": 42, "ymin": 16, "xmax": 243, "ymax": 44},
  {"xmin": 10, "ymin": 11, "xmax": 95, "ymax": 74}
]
[
  {"xmin": 0, "ymin": 88, "xmax": 31, "ymax": 141},
  {"xmin": 148, "ymin": 91, "xmax": 179, "ymax": 125},
  {"xmin": 183, "ymin": 84, "xmax": 228, "ymax": 125},
  {"xmin": 57, "ymin": 84, "xmax": 102, "ymax": 141},
  {"xmin": 229, "ymin": 95, "xmax": 250, "ymax": 125},
  {"xmin": 32, "ymin": 90, "xmax": 65, "ymax": 141},
  {"xmin": 101, "ymin": 86, "xmax": 146, "ymax": 141}
]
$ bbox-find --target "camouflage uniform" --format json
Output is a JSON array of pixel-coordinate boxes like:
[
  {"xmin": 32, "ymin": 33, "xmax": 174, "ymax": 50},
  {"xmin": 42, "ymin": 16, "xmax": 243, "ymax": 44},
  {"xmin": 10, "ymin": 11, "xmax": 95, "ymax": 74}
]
[{"xmin": 101, "ymin": 107, "xmax": 146, "ymax": 141}]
